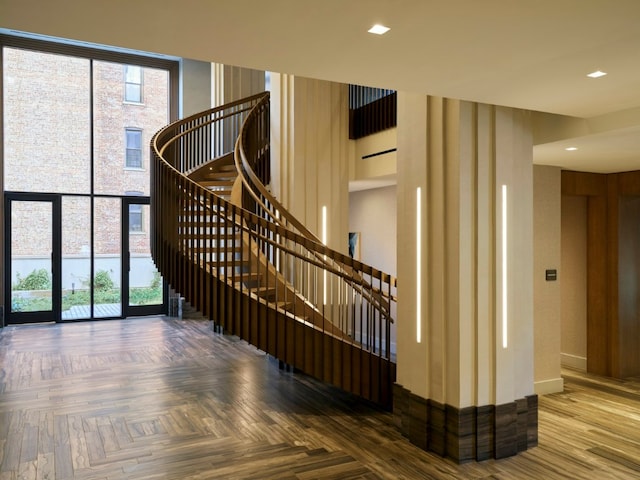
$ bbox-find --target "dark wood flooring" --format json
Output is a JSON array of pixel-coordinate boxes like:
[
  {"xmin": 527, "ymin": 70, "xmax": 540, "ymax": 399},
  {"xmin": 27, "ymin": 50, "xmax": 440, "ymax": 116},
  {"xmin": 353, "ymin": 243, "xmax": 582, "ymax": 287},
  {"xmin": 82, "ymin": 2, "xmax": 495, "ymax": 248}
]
[{"xmin": 1, "ymin": 317, "xmax": 640, "ymax": 479}]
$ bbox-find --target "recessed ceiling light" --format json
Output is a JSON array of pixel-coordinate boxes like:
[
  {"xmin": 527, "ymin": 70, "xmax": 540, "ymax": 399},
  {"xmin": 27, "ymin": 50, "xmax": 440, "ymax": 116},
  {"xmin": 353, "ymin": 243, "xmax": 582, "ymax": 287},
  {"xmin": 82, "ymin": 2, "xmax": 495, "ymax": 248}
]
[
  {"xmin": 587, "ymin": 70, "xmax": 607, "ymax": 78},
  {"xmin": 565, "ymin": 147, "xmax": 578, "ymax": 151},
  {"xmin": 368, "ymin": 24, "xmax": 390, "ymax": 35}
]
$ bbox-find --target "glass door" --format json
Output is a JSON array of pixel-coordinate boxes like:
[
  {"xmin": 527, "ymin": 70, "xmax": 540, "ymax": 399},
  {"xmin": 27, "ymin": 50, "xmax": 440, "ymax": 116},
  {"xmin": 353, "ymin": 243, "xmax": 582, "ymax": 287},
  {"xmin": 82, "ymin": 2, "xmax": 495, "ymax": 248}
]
[
  {"xmin": 3, "ymin": 39, "xmax": 175, "ymax": 324},
  {"xmin": 5, "ymin": 194, "xmax": 61, "ymax": 324},
  {"xmin": 122, "ymin": 197, "xmax": 166, "ymax": 316},
  {"xmin": 61, "ymin": 196, "xmax": 92, "ymax": 320},
  {"xmin": 93, "ymin": 197, "xmax": 123, "ymax": 318}
]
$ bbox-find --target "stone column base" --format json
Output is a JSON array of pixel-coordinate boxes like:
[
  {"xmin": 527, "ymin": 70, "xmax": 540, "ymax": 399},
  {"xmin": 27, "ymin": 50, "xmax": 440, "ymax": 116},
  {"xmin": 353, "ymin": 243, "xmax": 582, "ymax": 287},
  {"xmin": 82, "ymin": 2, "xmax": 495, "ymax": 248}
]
[{"xmin": 393, "ymin": 383, "xmax": 538, "ymax": 463}]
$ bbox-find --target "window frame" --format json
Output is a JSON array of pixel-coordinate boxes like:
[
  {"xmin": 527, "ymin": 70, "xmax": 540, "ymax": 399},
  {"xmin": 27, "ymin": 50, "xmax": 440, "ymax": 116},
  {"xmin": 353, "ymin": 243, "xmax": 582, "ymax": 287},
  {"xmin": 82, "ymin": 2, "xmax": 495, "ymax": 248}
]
[
  {"xmin": 124, "ymin": 191, "xmax": 144, "ymax": 234},
  {"xmin": 128, "ymin": 203, "xmax": 143, "ymax": 233}
]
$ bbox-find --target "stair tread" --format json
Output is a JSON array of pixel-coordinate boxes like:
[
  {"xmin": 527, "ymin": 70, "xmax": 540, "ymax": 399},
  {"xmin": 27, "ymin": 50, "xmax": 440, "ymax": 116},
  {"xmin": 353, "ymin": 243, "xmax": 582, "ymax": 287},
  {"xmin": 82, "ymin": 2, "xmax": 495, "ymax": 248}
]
[
  {"xmin": 251, "ymin": 286, "xmax": 277, "ymax": 297},
  {"xmin": 200, "ymin": 180, "xmax": 235, "ymax": 187},
  {"xmin": 208, "ymin": 189, "xmax": 232, "ymax": 197},
  {"xmin": 184, "ymin": 246, "xmax": 243, "ymax": 253},
  {"xmin": 275, "ymin": 301, "xmax": 294, "ymax": 310},
  {"xmin": 202, "ymin": 170, "xmax": 237, "ymax": 179}
]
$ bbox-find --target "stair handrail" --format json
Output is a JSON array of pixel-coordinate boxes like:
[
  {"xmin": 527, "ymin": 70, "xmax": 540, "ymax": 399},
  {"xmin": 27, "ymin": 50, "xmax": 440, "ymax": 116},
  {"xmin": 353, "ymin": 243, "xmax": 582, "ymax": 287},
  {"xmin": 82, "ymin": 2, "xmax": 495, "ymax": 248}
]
[
  {"xmin": 154, "ymin": 92, "xmax": 268, "ymax": 174},
  {"xmin": 150, "ymin": 93, "xmax": 397, "ymax": 408},
  {"xmin": 233, "ymin": 93, "xmax": 397, "ymax": 313}
]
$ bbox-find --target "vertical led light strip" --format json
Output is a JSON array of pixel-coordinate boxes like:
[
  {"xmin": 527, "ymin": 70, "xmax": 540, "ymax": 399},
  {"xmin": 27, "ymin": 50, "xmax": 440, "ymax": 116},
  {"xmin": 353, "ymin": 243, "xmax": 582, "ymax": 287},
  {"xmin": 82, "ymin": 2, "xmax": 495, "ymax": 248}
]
[
  {"xmin": 416, "ymin": 187, "xmax": 422, "ymax": 343},
  {"xmin": 502, "ymin": 184, "xmax": 508, "ymax": 349},
  {"xmin": 322, "ymin": 206, "xmax": 327, "ymax": 305},
  {"xmin": 275, "ymin": 210, "xmax": 281, "ymax": 271}
]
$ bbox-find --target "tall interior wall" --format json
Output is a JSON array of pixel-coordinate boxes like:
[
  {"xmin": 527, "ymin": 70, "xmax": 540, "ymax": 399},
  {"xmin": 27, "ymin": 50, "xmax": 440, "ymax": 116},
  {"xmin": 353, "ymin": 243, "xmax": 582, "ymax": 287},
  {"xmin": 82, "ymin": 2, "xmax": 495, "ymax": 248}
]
[{"xmin": 533, "ymin": 165, "xmax": 563, "ymax": 394}]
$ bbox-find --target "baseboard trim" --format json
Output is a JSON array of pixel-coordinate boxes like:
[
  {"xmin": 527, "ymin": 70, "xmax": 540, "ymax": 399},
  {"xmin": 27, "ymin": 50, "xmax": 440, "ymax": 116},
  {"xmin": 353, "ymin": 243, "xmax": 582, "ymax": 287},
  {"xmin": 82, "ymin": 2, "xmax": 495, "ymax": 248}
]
[
  {"xmin": 534, "ymin": 377, "xmax": 564, "ymax": 395},
  {"xmin": 393, "ymin": 384, "xmax": 538, "ymax": 463},
  {"xmin": 561, "ymin": 353, "xmax": 587, "ymax": 371}
]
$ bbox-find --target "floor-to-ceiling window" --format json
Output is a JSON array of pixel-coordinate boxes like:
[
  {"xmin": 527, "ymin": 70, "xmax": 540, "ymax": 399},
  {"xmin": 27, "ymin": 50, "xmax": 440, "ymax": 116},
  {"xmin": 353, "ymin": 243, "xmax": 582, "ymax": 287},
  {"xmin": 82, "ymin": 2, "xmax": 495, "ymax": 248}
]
[{"xmin": 1, "ymin": 35, "xmax": 178, "ymax": 324}]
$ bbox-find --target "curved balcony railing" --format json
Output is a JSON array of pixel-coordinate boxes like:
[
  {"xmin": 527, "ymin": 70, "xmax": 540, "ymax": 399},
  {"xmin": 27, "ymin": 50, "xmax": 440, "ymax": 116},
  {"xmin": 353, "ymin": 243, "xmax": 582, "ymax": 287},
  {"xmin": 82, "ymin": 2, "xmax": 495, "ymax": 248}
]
[{"xmin": 151, "ymin": 92, "xmax": 397, "ymax": 408}]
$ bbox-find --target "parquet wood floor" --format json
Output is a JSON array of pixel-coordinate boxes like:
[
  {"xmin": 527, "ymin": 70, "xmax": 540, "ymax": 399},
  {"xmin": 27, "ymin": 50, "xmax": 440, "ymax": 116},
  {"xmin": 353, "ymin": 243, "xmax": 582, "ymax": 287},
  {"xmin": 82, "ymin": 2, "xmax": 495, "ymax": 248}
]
[{"xmin": 1, "ymin": 317, "xmax": 640, "ymax": 479}]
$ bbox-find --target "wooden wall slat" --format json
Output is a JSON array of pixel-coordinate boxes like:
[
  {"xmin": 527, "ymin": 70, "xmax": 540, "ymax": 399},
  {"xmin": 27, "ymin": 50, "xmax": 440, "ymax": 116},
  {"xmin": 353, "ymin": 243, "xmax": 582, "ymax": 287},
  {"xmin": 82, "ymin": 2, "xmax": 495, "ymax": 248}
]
[
  {"xmin": 314, "ymin": 330, "xmax": 325, "ymax": 382},
  {"xmin": 616, "ymin": 195, "xmax": 640, "ymax": 377},
  {"xmin": 562, "ymin": 169, "xmax": 640, "ymax": 378},
  {"xmin": 342, "ymin": 341, "xmax": 352, "ymax": 393},
  {"xmin": 586, "ymin": 194, "xmax": 609, "ymax": 375},
  {"xmin": 330, "ymin": 336, "xmax": 341, "ymax": 388},
  {"xmin": 562, "ymin": 170, "xmax": 607, "ymax": 196},
  {"xmin": 304, "ymin": 329, "xmax": 314, "ymax": 373},
  {"xmin": 320, "ymin": 332, "xmax": 330, "ymax": 383},
  {"xmin": 606, "ymin": 175, "xmax": 619, "ymax": 377}
]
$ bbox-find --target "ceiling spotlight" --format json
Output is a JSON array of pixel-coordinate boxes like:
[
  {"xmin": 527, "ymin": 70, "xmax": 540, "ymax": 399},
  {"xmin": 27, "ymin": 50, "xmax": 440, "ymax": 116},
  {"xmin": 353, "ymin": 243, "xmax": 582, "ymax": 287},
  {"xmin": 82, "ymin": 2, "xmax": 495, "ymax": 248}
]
[
  {"xmin": 587, "ymin": 70, "xmax": 607, "ymax": 78},
  {"xmin": 368, "ymin": 24, "xmax": 390, "ymax": 35},
  {"xmin": 565, "ymin": 147, "xmax": 578, "ymax": 151}
]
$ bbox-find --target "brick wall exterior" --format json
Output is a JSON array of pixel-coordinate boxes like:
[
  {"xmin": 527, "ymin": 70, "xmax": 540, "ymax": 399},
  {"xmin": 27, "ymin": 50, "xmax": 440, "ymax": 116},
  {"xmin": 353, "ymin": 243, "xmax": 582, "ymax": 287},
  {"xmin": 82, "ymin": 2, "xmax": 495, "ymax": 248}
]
[{"xmin": 4, "ymin": 47, "xmax": 169, "ymax": 258}]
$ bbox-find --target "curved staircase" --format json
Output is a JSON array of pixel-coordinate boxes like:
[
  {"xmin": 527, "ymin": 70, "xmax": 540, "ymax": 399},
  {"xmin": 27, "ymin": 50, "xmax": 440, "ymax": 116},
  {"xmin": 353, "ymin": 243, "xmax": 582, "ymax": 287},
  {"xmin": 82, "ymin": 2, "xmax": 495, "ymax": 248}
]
[{"xmin": 151, "ymin": 92, "xmax": 397, "ymax": 408}]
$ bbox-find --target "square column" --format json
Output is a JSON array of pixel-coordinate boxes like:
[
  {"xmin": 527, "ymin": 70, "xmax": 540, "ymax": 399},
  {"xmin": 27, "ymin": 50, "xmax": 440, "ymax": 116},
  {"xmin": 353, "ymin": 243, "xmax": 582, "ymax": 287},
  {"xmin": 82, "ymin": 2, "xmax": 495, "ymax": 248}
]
[{"xmin": 394, "ymin": 94, "xmax": 536, "ymax": 462}]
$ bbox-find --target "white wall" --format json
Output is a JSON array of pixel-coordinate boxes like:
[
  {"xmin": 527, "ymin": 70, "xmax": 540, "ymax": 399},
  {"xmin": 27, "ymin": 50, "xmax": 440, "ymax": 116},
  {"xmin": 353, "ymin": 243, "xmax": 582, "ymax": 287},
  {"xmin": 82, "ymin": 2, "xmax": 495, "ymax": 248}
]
[
  {"xmin": 351, "ymin": 129, "xmax": 397, "ymax": 183},
  {"xmin": 348, "ymin": 185, "xmax": 397, "ymax": 276},
  {"xmin": 349, "ymin": 185, "xmax": 398, "ymax": 354},
  {"xmin": 180, "ymin": 59, "xmax": 211, "ymax": 117}
]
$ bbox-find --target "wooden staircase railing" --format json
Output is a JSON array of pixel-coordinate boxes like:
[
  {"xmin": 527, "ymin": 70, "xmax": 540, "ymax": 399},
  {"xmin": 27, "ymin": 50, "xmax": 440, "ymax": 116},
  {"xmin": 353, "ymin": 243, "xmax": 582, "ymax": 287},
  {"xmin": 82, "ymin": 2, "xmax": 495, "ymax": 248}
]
[{"xmin": 150, "ymin": 92, "xmax": 397, "ymax": 408}]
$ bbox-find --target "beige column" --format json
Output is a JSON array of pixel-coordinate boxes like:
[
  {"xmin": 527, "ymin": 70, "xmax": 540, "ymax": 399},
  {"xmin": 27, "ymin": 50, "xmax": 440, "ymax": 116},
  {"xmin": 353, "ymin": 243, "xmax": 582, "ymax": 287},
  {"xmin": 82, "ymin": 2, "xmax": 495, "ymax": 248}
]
[
  {"xmin": 395, "ymin": 93, "xmax": 536, "ymax": 461},
  {"xmin": 210, "ymin": 63, "xmax": 265, "ymax": 159},
  {"xmin": 269, "ymin": 74, "xmax": 350, "ymax": 253},
  {"xmin": 211, "ymin": 63, "xmax": 265, "ymax": 107}
]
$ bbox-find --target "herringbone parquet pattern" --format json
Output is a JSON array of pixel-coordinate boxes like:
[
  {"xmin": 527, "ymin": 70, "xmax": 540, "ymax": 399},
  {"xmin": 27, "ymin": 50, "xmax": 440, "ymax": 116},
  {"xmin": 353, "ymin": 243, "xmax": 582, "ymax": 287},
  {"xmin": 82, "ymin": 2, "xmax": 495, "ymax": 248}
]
[{"xmin": 1, "ymin": 317, "xmax": 640, "ymax": 479}]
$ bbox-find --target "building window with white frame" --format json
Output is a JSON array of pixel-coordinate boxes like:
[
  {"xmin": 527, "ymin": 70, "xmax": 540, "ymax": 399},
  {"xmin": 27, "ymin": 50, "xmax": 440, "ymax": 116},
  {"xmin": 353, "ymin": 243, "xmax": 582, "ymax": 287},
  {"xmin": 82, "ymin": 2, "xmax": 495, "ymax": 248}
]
[
  {"xmin": 125, "ymin": 191, "xmax": 144, "ymax": 233},
  {"xmin": 129, "ymin": 204, "xmax": 143, "ymax": 232},
  {"xmin": 125, "ymin": 128, "xmax": 143, "ymax": 169},
  {"xmin": 124, "ymin": 65, "xmax": 143, "ymax": 103}
]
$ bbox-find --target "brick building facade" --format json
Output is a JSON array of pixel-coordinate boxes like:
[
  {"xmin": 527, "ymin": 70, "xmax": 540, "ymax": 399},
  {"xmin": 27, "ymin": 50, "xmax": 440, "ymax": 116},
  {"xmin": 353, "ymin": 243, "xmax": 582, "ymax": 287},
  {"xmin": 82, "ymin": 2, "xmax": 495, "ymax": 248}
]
[
  {"xmin": 3, "ymin": 48, "xmax": 169, "ymax": 257},
  {"xmin": 4, "ymin": 46, "xmax": 169, "ymax": 290}
]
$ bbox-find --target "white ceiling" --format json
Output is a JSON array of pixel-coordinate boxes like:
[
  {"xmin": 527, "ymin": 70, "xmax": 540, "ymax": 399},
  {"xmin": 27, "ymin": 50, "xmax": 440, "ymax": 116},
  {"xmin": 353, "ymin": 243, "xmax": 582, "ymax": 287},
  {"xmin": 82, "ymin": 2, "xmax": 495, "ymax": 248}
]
[{"xmin": 2, "ymin": 0, "xmax": 640, "ymax": 173}]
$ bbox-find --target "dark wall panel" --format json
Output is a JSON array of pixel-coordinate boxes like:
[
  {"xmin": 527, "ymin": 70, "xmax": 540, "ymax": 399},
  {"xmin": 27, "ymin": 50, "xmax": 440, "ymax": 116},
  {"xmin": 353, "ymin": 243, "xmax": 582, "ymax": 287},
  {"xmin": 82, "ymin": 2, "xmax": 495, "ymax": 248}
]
[
  {"xmin": 617, "ymin": 195, "xmax": 640, "ymax": 377},
  {"xmin": 562, "ymin": 169, "xmax": 640, "ymax": 378}
]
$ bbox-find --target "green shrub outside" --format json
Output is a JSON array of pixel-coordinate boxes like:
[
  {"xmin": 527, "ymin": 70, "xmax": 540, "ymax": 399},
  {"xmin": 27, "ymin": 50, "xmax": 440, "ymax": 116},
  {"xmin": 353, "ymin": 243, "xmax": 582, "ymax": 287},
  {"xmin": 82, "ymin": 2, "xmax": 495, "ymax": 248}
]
[
  {"xmin": 13, "ymin": 268, "xmax": 51, "ymax": 290},
  {"xmin": 12, "ymin": 268, "xmax": 162, "ymax": 311}
]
